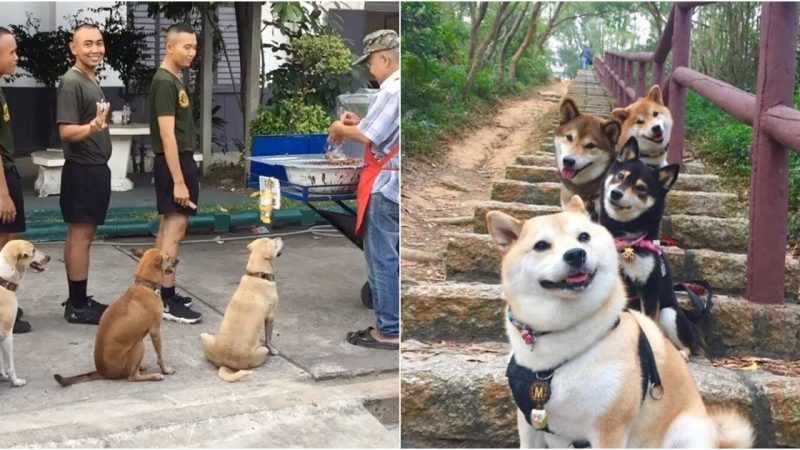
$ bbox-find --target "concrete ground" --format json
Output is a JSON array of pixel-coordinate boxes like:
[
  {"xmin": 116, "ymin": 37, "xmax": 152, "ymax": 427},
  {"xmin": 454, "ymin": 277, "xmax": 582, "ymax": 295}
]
[{"xmin": 1, "ymin": 229, "xmax": 399, "ymax": 447}]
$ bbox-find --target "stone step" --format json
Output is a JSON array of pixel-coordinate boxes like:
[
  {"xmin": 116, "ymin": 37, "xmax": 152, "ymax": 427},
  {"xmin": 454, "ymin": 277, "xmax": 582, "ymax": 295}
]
[
  {"xmin": 0, "ymin": 375, "xmax": 399, "ymax": 447},
  {"xmin": 402, "ymin": 282, "xmax": 800, "ymax": 360},
  {"xmin": 491, "ymin": 180, "xmax": 742, "ymax": 218},
  {"xmin": 443, "ymin": 232, "xmax": 800, "ymax": 298},
  {"xmin": 515, "ymin": 154, "xmax": 710, "ymax": 175},
  {"xmin": 505, "ymin": 165, "xmax": 721, "ymax": 192},
  {"xmin": 472, "ymin": 202, "xmax": 748, "ymax": 253},
  {"xmin": 401, "ymin": 346, "xmax": 799, "ymax": 448}
]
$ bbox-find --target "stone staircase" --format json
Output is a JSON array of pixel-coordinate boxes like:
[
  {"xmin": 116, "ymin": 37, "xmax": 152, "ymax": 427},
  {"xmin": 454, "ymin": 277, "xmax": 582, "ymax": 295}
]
[{"xmin": 401, "ymin": 71, "xmax": 800, "ymax": 448}]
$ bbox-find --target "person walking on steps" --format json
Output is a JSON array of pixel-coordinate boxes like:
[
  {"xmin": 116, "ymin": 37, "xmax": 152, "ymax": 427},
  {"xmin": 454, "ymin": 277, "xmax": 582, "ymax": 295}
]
[
  {"xmin": 56, "ymin": 23, "xmax": 113, "ymax": 324},
  {"xmin": 328, "ymin": 30, "xmax": 400, "ymax": 350},
  {"xmin": 147, "ymin": 23, "xmax": 202, "ymax": 324},
  {"xmin": 0, "ymin": 27, "xmax": 30, "ymax": 333}
]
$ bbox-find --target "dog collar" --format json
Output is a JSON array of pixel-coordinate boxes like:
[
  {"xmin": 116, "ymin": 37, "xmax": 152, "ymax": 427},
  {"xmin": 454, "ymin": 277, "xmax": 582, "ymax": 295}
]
[
  {"xmin": 615, "ymin": 234, "xmax": 662, "ymax": 262},
  {"xmin": 134, "ymin": 279, "xmax": 160, "ymax": 293},
  {"xmin": 246, "ymin": 271, "xmax": 275, "ymax": 282},
  {"xmin": 641, "ymin": 143, "xmax": 668, "ymax": 158},
  {"xmin": 0, "ymin": 278, "xmax": 18, "ymax": 292},
  {"xmin": 508, "ymin": 310, "xmax": 550, "ymax": 349}
]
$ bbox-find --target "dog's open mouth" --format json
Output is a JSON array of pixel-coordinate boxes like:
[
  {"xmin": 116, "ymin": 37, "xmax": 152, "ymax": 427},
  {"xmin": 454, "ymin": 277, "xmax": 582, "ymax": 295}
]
[
  {"xmin": 29, "ymin": 261, "xmax": 46, "ymax": 273},
  {"xmin": 646, "ymin": 133, "xmax": 664, "ymax": 143},
  {"xmin": 540, "ymin": 271, "xmax": 596, "ymax": 291},
  {"xmin": 560, "ymin": 161, "xmax": 592, "ymax": 180},
  {"xmin": 609, "ymin": 200, "xmax": 631, "ymax": 210}
]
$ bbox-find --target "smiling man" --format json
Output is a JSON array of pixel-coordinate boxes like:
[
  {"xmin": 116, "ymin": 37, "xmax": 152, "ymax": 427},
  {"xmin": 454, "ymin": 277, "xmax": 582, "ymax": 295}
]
[{"xmin": 56, "ymin": 23, "xmax": 112, "ymax": 325}]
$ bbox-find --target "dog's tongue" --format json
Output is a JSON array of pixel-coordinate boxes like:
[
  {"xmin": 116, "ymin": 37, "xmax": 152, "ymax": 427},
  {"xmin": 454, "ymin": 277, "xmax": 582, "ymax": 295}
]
[
  {"xmin": 561, "ymin": 168, "xmax": 577, "ymax": 180},
  {"xmin": 566, "ymin": 273, "xmax": 588, "ymax": 285}
]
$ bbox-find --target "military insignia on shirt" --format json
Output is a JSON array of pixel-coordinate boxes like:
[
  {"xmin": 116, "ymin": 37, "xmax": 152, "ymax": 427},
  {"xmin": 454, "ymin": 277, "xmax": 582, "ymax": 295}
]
[
  {"xmin": 178, "ymin": 89, "xmax": 190, "ymax": 108},
  {"xmin": 2, "ymin": 103, "xmax": 9, "ymax": 122}
]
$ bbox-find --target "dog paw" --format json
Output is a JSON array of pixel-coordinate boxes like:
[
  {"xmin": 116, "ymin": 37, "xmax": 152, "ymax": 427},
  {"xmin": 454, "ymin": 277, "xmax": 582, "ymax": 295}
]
[
  {"xmin": 153, "ymin": 374, "xmax": 164, "ymax": 381},
  {"xmin": 161, "ymin": 366, "xmax": 175, "ymax": 375},
  {"xmin": 11, "ymin": 377, "xmax": 26, "ymax": 387},
  {"xmin": 139, "ymin": 364, "xmax": 148, "ymax": 372},
  {"xmin": 0, "ymin": 374, "xmax": 9, "ymax": 382},
  {"xmin": 267, "ymin": 346, "xmax": 280, "ymax": 356}
]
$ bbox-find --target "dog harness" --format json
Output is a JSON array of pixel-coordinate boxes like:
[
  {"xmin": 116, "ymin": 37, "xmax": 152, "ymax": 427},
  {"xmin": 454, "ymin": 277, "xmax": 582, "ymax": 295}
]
[
  {"xmin": 0, "ymin": 278, "xmax": 18, "ymax": 292},
  {"xmin": 506, "ymin": 312, "xmax": 662, "ymax": 447},
  {"xmin": 246, "ymin": 271, "xmax": 275, "ymax": 282}
]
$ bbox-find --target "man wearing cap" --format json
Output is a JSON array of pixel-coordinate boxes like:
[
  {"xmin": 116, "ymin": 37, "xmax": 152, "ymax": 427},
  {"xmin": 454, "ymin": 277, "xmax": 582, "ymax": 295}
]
[{"xmin": 328, "ymin": 29, "xmax": 400, "ymax": 350}]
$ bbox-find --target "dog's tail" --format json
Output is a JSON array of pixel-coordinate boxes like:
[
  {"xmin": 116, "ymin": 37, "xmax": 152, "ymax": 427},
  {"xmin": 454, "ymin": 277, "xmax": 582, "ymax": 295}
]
[
  {"xmin": 53, "ymin": 371, "xmax": 103, "ymax": 387},
  {"xmin": 217, "ymin": 366, "xmax": 252, "ymax": 382},
  {"xmin": 709, "ymin": 405, "xmax": 754, "ymax": 448}
]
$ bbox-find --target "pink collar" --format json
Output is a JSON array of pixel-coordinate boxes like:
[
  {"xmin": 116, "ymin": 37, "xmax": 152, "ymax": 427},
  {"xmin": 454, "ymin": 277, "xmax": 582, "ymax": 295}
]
[{"xmin": 614, "ymin": 234, "xmax": 662, "ymax": 256}]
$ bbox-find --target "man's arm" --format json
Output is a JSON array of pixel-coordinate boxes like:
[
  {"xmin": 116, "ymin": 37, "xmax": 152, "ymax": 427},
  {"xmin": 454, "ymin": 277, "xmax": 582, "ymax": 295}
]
[
  {"xmin": 329, "ymin": 121, "xmax": 372, "ymax": 145},
  {"xmin": 0, "ymin": 155, "xmax": 14, "ymax": 224}
]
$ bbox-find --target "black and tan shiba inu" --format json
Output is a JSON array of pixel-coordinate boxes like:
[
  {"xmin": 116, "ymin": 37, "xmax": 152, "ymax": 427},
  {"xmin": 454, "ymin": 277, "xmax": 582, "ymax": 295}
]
[
  {"xmin": 599, "ymin": 137, "xmax": 702, "ymax": 358},
  {"xmin": 555, "ymin": 99, "xmax": 621, "ymax": 218},
  {"xmin": 486, "ymin": 197, "xmax": 753, "ymax": 448},
  {"xmin": 612, "ymin": 85, "xmax": 673, "ymax": 168}
]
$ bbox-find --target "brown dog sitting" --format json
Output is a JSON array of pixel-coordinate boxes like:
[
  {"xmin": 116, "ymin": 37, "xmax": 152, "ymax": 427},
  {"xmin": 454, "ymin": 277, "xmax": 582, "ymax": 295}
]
[
  {"xmin": 54, "ymin": 249, "xmax": 177, "ymax": 386},
  {"xmin": 201, "ymin": 238, "xmax": 283, "ymax": 382}
]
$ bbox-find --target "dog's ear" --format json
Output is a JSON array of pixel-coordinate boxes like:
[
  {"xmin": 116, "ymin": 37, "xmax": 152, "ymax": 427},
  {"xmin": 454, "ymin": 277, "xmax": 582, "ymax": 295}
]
[
  {"xmin": 602, "ymin": 120, "xmax": 622, "ymax": 145},
  {"xmin": 487, "ymin": 211, "xmax": 523, "ymax": 252},
  {"xmin": 618, "ymin": 137, "xmax": 640, "ymax": 162},
  {"xmin": 648, "ymin": 85, "xmax": 664, "ymax": 105},
  {"xmin": 559, "ymin": 99, "xmax": 580, "ymax": 125},
  {"xmin": 658, "ymin": 164, "xmax": 680, "ymax": 190},
  {"xmin": 565, "ymin": 195, "xmax": 587, "ymax": 215},
  {"xmin": 612, "ymin": 107, "xmax": 628, "ymax": 122}
]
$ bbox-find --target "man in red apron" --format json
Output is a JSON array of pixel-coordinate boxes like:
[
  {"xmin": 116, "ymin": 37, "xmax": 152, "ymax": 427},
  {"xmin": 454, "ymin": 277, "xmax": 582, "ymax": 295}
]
[{"xmin": 328, "ymin": 30, "xmax": 400, "ymax": 350}]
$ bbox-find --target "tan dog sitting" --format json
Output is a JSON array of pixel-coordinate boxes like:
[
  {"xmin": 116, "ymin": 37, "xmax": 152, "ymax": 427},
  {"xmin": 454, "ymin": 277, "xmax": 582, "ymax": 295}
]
[
  {"xmin": 54, "ymin": 249, "xmax": 177, "ymax": 386},
  {"xmin": 0, "ymin": 240, "xmax": 50, "ymax": 387},
  {"xmin": 201, "ymin": 237, "xmax": 283, "ymax": 382}
]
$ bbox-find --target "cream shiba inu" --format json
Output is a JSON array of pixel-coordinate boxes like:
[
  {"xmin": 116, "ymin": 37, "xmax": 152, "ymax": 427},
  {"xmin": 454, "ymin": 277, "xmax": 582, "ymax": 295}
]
[
  {"xmin": 613, "ymin": 85, "xmax": 673, "ymax": 168},
  {"xmin": 555, "ymin": 99, "xmax": 621, "ymax": 219},
  {"xmin": 486, "ymin": 198, "xmax": 753, "ymax": 448}
]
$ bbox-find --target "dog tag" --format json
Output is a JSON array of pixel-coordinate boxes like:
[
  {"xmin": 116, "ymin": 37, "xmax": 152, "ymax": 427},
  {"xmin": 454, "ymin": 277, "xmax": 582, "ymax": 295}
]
[
  {"xmin": 622, "ymin": 247, "xmax": 635, "ymax": 263},
  {"xmin": 530, "ymin": 408, "xmax": 548, "ymax": 429}
]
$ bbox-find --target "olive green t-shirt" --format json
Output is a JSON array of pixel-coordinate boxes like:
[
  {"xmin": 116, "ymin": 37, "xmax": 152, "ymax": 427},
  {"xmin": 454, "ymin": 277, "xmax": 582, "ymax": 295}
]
[
  {"xmin": 56, "ymin": 68, "xmax": 112, "ymax": 164},
  {"xmin": 149, "ymin": 68, "xmax": 196, "ymax": 154},
  {"xmin": 0, "ymin": 87, "xmax": 15, "ymax": 170}
]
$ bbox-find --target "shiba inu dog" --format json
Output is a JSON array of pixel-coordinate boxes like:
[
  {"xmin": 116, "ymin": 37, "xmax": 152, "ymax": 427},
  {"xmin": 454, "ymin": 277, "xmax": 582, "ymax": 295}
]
[
  {"xmin": 599, "ymin": 138, "xmax": 702, "ymax": 358},
  {"xmin": 555, "ymin": 99, "xmax": 621, "ymax": 219},
  {"xmin": 613, "ymin": 85, "xmax": 673, "ymax": 168},
  {"xmin": 486, "ymin": 198, "xmax": 753, "ymax": 448}
]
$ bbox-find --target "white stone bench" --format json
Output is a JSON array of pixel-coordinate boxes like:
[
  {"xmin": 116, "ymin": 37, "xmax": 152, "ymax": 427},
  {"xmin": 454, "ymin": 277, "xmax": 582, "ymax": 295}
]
[{"xmin": 31, "ymin": 149, "xmax": 65, "ymax": 197}]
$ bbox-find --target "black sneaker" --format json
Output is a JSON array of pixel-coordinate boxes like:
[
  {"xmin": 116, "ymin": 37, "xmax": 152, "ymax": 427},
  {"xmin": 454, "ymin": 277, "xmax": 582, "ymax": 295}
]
[
  {"xmin": 163, "ymin": 296, "xmax": 202, "ymax": 324},
  {"xmin": 172, "ymin": 292, "xmax": 193, "ymax": 308},
  {"xmin": 63, "ymin": 296, "xmax": 108, "ymax": 325},
  {"xmin": 13, "ymin": 315, "xmax": 31, "ymax": 334}
]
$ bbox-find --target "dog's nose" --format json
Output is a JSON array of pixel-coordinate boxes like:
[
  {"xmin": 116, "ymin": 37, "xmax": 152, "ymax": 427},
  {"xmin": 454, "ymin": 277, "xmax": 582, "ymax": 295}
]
[
  {"xmin": 610, "ymin": 189, "xmax": 623, "ymax": 201},
  {"xmin": 651, "ymin": 124, "xmax": 662, "ymax": 134},
  {"xmin": 563, "ymin": 248, "xmax": 586, "ymax": 268},
  {"xmin": 562, "ymin": 156, "xmax": 576, "ymax": 168}
]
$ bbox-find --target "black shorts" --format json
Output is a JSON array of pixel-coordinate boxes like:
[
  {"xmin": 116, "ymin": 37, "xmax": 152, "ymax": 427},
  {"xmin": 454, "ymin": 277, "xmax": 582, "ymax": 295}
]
[
  {"xmin": 154, "ymin": 152, "xmax": 199, "ymax": 216},
  {"xmin": 0, "ymin": 168, "xmax": 26, "ymax": 233},
  {"xmin": 60, "ymin": 161, "xmax": 111, "ymax": 225}
]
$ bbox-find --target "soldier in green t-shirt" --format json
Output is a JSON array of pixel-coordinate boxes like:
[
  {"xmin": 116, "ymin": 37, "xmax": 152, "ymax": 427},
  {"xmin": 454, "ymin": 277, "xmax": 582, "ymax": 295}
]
[
  {"xmin": 0, "ymin": 27, "xmax": 31, "ymax": 334},
  {"xmin": 56, "ymin": 24, "xmax": 112, "ymax": 325},
  {"xmin": 147, "ymin": 23, "xmax": 202, "ymax": 324}
]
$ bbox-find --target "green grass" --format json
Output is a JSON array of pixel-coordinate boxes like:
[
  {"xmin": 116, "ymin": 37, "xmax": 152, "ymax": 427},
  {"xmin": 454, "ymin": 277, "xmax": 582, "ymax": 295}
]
[{"xmin": 685, "ymin": 90, "xmax": 800, "ymax": 245}]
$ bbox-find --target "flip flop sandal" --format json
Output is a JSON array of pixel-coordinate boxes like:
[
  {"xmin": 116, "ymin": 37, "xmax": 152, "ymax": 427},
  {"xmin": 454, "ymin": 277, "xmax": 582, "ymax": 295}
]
[
  {"xmin": 674, "ymin": 280, "xmax": 713, "ymax": 323},
  {"xmin": 346, "ymin": 327, "xmax": 399, "ymax": 350}
]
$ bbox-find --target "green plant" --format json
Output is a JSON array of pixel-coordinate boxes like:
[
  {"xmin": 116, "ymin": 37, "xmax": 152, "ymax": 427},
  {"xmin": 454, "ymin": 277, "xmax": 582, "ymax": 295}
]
[{"xmin": 249, "ymin": 98, "xmax": 331, "ymax": 136}]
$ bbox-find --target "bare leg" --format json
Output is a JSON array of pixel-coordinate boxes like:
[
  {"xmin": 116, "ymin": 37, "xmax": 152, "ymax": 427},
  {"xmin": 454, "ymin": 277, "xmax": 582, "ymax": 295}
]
[
  {"xmin": 64, "ymin": 223, "xmax": 97, "ymax": 282},
  {"xmin": 155, "ymin": 214, "xmax": 187, "ymax": 290},
  {"xmin": 149, "ymin": 326, "xmax": 175, "ymax": 375}
]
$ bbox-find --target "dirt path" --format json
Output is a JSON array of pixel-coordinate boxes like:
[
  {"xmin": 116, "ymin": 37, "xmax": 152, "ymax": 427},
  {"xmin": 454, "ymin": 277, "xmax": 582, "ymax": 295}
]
[{"xmin": 401, "ymin": 80, "xmax": 568, "ymax": 284}]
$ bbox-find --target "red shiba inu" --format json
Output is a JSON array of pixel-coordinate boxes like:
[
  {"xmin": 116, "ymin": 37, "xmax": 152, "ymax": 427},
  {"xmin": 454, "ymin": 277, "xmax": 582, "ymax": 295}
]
[
  {"xmin": 555, "ymin": 99, "xmax": 621, "ymax": 219},
  {"xmin": 613, "ymin": 85, "xmax": 673, "ymax": 168}
]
